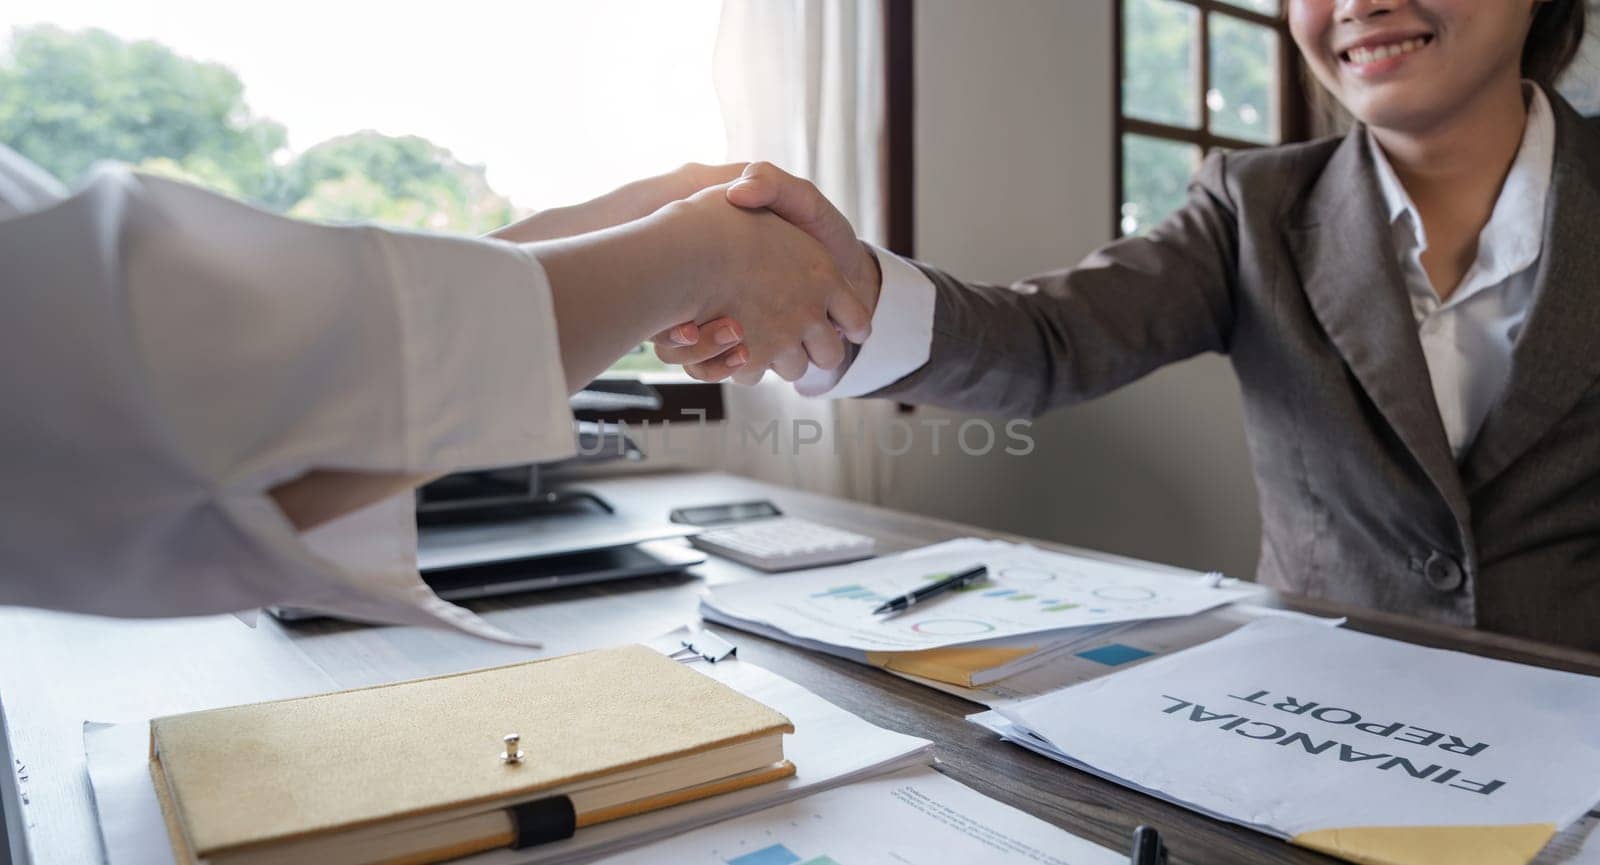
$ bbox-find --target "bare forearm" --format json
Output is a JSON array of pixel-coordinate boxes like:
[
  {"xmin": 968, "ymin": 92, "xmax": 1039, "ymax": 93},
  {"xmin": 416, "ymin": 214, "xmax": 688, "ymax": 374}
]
[
  {"xmin": 492, "ymin": 163, "xmax": 745, "ymax": 244},
  {"xmin": 493, "ymin": 204, "xmax": 624, "ymax": 244},
  {"xmin": 525, "ymin": 208, "xmax": 706, "ymax": 392}
]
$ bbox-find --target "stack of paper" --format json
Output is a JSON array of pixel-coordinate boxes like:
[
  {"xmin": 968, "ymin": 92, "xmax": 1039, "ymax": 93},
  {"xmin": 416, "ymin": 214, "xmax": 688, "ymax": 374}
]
[
  {"xmin": 900, "ymin": 603, "xmax": 1341, "ymax": 709},
  {"xmin": 589, "ymin": 765, "xmax": 1124, "ymax": 865},
  {"xmin": 701, "ymin": 538, "xmax": 1258, "ymax": 687},
  {"xmin": 973, "ymin": 617, "xmax": 1600, "ymax": 865}
]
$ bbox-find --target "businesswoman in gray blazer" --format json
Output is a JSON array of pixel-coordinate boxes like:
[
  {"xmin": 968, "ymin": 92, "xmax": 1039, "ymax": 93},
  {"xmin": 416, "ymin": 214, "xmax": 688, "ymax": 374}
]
[{"xmin": 663, "ymin": 0, "xmax": 1600, "ymax": 650}]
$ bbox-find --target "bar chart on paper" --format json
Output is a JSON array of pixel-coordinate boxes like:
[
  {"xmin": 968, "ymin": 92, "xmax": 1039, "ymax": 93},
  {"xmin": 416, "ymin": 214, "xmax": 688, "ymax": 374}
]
[
  {"xmin": 704, "ymin": 539, "xmax": 1256, "ymax": 651},
  {"xmin": 590, "ymin": 766, "xmax": 1122, "ymax": 865},
  {"xmin": 724, "ymin": 843, "xmax": 838, "ymax": 865}
]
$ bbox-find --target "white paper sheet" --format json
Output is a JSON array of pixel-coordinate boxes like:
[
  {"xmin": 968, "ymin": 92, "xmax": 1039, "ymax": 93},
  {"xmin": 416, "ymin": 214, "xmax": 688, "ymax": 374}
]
[
  {"xmin": 85, "ymin": 657, "xmax": 933, "ymax": 865},
  {"xmin": 702, "ymin": 539, "xmax": 1256, "ymax": 651},
  {"xmin": 589, "ymin": 765, "xmax": 1124, "ymax": 865},
  {"xmin": 971, "ymin": 716, "xmax": 1600, "ymax": 865},
  {"xmin": 990, "ymin": 617, "xmax": 1600, "ymax": 838},
  {"xmin": 699, "ymin": 602, "xmax": 1123, "ymax": 681}
]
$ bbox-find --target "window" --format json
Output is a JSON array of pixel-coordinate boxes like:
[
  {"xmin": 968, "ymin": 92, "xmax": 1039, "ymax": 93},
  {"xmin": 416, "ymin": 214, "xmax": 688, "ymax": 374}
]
[
  {"xmin": 1115, "ymin": 0, "xmax": 1309, "ymax": 235},
  {"xmin": 0, "ymin": 1, "xmax": 728, "ymax": 378}
]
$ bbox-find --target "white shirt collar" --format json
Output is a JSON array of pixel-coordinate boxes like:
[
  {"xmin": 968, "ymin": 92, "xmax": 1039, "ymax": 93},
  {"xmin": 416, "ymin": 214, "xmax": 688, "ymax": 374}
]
[{"xmin": 1366, "ymin": 84, "xmax": 1554, "ymax": 303}]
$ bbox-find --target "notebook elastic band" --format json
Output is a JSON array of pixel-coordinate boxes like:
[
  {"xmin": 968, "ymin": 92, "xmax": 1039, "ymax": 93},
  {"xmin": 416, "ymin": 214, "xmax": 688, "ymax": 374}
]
[{"xmin": 507, "ymin": 795, "xmax": 577, "ymax": 849}]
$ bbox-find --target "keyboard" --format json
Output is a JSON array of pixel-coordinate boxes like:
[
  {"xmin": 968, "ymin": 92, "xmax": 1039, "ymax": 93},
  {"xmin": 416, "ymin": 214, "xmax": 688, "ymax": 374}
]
[{"xmin": 689, "ymin": 517, "xmax": 876, "ymax": 572}]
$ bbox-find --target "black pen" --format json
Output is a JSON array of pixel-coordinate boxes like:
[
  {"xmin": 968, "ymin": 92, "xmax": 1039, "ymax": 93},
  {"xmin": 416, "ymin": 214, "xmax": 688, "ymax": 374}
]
[
  {"xmin": 1129, "ymin": 825, "xmax": 1167, "ymax": 865},
  {"xmin": 871, "ymin": 565, "xmax": 988, "ymax": 615}
]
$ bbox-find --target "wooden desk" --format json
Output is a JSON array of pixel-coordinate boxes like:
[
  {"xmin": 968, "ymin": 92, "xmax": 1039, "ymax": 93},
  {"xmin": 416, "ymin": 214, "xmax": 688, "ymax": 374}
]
[{"xmin": 3, "ymin": 470, "xmax": 1598, "ymax": 865}]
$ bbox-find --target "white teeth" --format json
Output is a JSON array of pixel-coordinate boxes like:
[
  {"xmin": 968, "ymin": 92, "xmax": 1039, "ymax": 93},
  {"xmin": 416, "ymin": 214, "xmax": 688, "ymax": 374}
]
[{"xmin": 1345, "ymin": 36, "xmax": 1427, "ymax": 65}]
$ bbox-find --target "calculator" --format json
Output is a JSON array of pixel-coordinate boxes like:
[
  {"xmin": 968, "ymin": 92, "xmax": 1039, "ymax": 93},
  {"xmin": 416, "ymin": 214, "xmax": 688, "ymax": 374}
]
[{"xmin": 671, "ymin": 500, "xmax": 876, "ymax": 572}]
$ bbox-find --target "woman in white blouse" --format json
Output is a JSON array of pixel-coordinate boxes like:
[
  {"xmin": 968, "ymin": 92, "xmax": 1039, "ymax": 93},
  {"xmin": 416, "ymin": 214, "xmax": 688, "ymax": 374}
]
[{"xmin": 0, "ymin": 149, "xmax": 865, "ymax": 637}]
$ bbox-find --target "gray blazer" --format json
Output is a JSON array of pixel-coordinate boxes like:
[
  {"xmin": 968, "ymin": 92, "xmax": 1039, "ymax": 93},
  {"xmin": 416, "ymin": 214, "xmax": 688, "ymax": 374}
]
[{"xmin": 875, "ymin": 89, "xmax": 1600, "ymax": 650}]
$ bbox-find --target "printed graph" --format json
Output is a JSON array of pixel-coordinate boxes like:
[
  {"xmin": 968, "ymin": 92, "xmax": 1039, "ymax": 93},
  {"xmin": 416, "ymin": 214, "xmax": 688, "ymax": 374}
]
[
  {"xmin": 725, "ymin": 842, "xmax": 841, "ymax": 865},
  {"xmin": 909, "ymin": 618, "xmax": 996, "ymax": 636},
  {"xmin": 722, "ymin": 543, "xmax": 1255, "ymax": 653},
  {"xmin": 1075, "ymin": 643, "xmax": 1156, "ymax": 666},
  {"xmin": 997, "ymin": 565, "xmax": 1057, "ymax": 583},
  {"xmin": 980, "ymin": 588, "xmax": 1080, "ymax": 613},
  {"xmin": 809, "ymin": 572, "xmax": 985, "ymax": 606},
  {"xmin": 809, "ymin": 584, "xmax": 888, "ymax": 604},
  {"xmin": 1091, "ymin": 586, "xmax": 1158, "ymax": 602},
  {"xmin": 808, "ymin": 571, "xmax": 1162, "ymax": 621}
]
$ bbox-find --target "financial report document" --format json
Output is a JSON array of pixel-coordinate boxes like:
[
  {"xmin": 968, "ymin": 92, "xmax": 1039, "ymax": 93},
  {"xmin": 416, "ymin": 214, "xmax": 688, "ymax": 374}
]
[
  {"xmin": 980, "ymin": 617, "xmax": 1600, "ymax": 865},
  {"xmin": 704, "ymin": 539, "xmax": 1255, "ymax": 652}
]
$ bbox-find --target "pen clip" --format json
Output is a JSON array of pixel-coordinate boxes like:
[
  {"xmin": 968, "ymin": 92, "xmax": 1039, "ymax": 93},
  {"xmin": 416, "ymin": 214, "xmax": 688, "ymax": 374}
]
[{"xmin": 1129, "ymin": 825, "xmax": 1168, "ymax": 865}]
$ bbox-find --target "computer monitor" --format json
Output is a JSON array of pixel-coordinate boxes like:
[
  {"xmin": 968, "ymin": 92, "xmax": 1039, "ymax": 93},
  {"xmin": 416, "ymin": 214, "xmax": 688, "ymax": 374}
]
[{"xmin": 415, "ymin": 347, "xmax": 724, "ymax": 524}]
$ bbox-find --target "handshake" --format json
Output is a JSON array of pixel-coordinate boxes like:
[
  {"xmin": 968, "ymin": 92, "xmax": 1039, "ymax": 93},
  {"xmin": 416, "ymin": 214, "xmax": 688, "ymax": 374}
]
[{"xmin": 502, "ymin": 162, "xmax": 881, "ymax": 388}]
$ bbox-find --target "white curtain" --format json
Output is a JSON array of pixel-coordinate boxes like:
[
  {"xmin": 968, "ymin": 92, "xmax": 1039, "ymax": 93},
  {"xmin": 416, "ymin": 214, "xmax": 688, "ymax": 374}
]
[{"xmin": 708, "ymin": 0, "xmax": 898, "ymax": 503}]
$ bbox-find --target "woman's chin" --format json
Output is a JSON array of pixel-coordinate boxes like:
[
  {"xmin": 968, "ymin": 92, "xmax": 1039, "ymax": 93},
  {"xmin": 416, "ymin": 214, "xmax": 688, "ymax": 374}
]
[{"xmin": 1346, "ymin": 94, "xmax": 1452, "ymax": 136}]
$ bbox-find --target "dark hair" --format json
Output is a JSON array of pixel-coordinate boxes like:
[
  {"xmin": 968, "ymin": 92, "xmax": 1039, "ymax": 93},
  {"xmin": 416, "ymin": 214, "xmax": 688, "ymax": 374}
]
[{"xmin": 1524, "ymin": 0, "xmax": 1588, "ymax": 86}]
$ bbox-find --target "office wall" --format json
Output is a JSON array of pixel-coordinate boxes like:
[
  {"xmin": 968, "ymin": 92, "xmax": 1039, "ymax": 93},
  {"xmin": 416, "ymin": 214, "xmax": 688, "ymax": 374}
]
[
  {"xmin": 602, "ymin": 0, "xmax": 1262, "ymax": 578},
  {"xmin": 874, "ymin": 0, "xmax": 1262, "ymax": 577}
]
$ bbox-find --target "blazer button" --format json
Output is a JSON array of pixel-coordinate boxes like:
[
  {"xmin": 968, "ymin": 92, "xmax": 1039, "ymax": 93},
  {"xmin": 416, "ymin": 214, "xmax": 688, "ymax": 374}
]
[{"xmin": 1422, "ymin": 551, "xmax": 1465, "ymax": 592}]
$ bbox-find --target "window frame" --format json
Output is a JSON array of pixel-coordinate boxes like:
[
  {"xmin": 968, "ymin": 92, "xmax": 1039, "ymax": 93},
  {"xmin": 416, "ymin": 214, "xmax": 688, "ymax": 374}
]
[
  {"xmin": 596, "ymin": 0, "xmax": 915, "ymax": 419},
  {"xmin": 1112, "ymin": 0, "xmax": 1311, "ymax": 237}
]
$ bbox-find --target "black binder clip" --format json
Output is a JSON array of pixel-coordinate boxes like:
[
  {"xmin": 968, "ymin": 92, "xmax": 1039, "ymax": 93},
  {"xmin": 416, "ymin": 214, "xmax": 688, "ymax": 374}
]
[{"xmin": 672, "ymin": 630, "xmax": 738, "ymax": 663}]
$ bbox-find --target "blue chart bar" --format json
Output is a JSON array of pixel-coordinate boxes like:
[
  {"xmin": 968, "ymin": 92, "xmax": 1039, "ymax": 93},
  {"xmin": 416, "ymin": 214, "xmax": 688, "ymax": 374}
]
[
  {"xmin": 1076, "ymin": 643, "xmax": 1155, "ymax": 666},
  {"xmin": 983, "ymin": 589, "xmax": 1017, "ymax": 597},
  {"xmin": 810, "ymin": 584, "xmax": 883, "ymax": 602},
  {"xmin": 811, "ymin": 585, "xmax": 865, "ymax": 598},
  {"xmin": 727, "ymin": 843, "xmax": 803, "ymax": 865}
]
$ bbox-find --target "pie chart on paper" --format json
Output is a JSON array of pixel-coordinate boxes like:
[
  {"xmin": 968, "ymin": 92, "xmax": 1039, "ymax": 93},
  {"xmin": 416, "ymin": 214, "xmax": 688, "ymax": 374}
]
[
  {"xmin": 1091, "ymin": 586, "xmax": 1158, "ymax": 602},
  {"xmin": 910, "ymin": 618, "xmax": 997, "ymax": 636}
]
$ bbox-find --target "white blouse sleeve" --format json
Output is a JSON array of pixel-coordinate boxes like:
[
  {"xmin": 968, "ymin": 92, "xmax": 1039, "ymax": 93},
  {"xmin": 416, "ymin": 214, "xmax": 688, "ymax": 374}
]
[{"xmin": 0, "ymin": 167, "xmax": 572, "ymax": 641}]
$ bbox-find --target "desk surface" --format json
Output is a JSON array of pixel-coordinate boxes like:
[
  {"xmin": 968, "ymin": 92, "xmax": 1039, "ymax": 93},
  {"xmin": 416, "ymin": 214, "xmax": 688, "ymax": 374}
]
[{"xmin": 4, "ymin": 470, "xmax": 1599, "ymax": 865}]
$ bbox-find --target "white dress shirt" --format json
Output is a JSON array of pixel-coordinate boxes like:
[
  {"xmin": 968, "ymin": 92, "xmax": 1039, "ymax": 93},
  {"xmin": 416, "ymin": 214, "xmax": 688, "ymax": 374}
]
[
  {"xmin": 1369, "ymin": 84, "xmax": 1552, "ymax": 457},
  {"xmin": 793, "ymin": 245, "xmax": 935, "ymax": 397},
  {"xmin": 0, "ymin": 146, "xmax": 573, "ymax": 640},
  {"xmin": 818, "ymin": 87, "xmax": 1553, "ymax": 461}
]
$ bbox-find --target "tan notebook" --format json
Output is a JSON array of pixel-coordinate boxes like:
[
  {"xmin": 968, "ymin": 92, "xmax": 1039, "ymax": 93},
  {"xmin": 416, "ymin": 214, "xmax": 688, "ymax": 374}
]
[{"xmin": 149, "ymin": 645, "xmax": 795, "ymax": 865}]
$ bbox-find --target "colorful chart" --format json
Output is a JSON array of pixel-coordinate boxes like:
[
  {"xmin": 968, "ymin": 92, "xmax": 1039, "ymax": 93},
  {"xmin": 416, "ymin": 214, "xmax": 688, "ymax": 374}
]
[
  {"xmin": 980, "ymin": 588, "xmax": 1080, "ymax": 613},
  {"xmin": 809, "ymin": 584, "xmax": 888, "ymax": 604},
  {"xmin": 725, "ymin": 843, "xmax": 840, "ymax": 865},
  {"xmin": 705, "ymin": 539, "xmax": 1256, "ymax": 651}
]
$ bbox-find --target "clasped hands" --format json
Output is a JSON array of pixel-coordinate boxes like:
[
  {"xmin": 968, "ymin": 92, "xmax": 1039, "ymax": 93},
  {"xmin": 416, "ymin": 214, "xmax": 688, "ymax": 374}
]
[
  {"xmin": 650, "ymin": 163, "xmax": 882, "ymax": 385},
  {"xmin": 504, "ymin": 161, "xmax": 878, "ymax": 386}
]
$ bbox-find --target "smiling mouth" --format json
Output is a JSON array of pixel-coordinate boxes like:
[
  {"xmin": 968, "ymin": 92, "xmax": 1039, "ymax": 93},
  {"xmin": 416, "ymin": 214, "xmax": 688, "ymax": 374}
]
[{"xmin": 1339, "ymin": 34, "xmax": 1434, "ymax": 66}]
